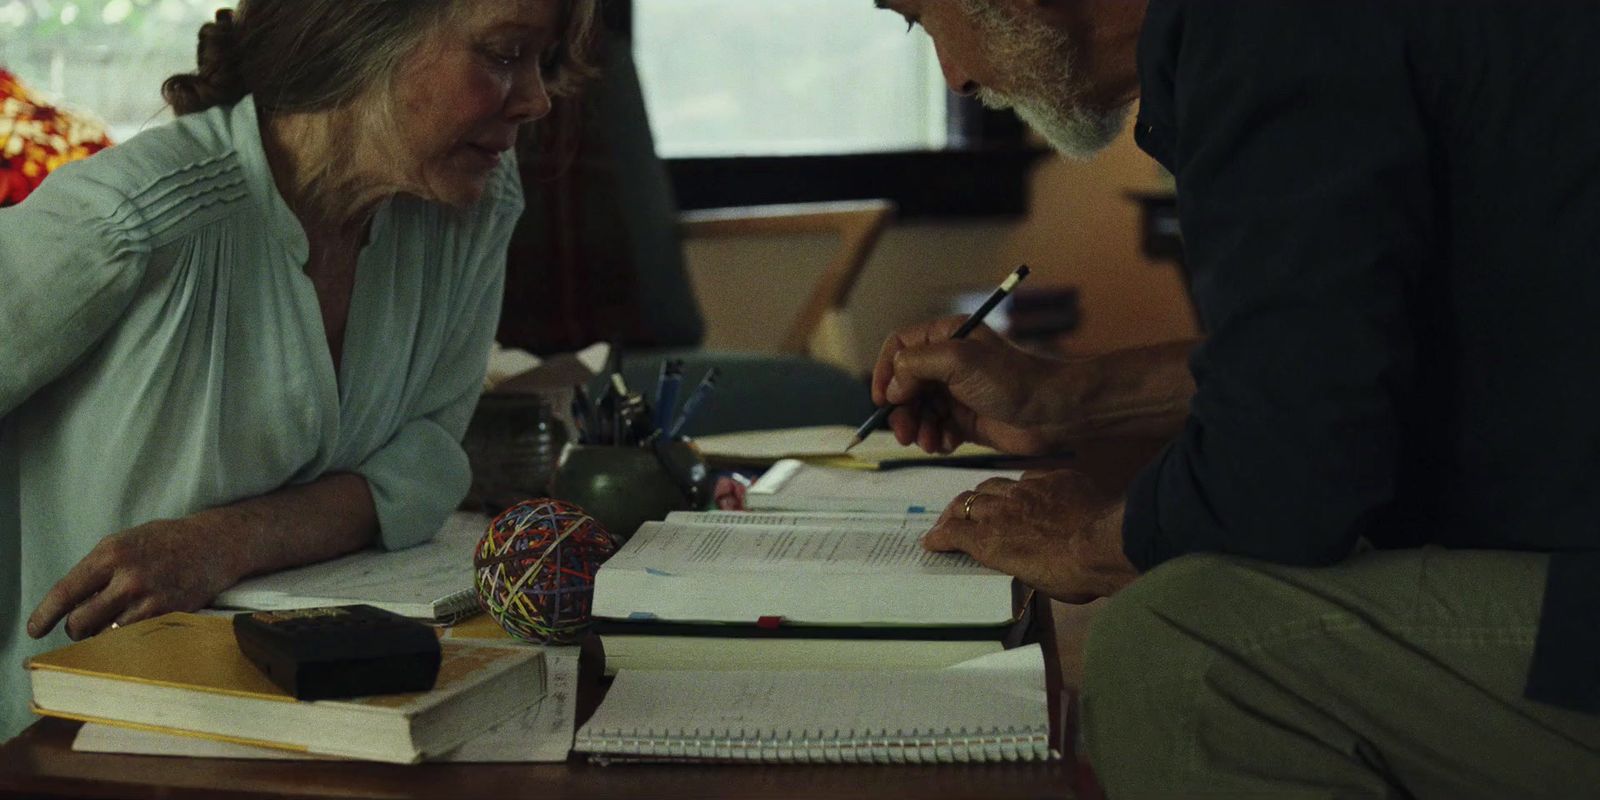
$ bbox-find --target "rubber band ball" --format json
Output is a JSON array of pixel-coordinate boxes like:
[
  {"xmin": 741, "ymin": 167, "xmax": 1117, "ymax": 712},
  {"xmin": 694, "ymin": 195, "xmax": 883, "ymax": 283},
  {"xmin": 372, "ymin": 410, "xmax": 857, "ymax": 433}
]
[{"xmin": 473, "ymin": 499, "xmax": 619, "ymax": 645}]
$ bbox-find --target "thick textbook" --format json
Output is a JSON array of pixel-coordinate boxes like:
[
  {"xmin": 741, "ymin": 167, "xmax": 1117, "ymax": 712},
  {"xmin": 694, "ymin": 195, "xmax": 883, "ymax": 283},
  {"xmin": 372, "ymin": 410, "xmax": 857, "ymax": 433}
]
[
  {"xmin": 70, "ymin": 645, "xmax": 582, "ymax": 764},
  {"xmin": 26, "ymin": 613, "xmax": 545, "ymax": 764},
  {"xmin": 212, "ymin": 511, "xmax": 488, "ymax": 623},
  {"xmin": 595, "ymin": 623, "xmax": 1016, "ymax": 675},
  {"xmin": 591, "ymin": 513, "xmax": 1022, "ymax": 674},
  {"xmin": 575, "ymin": 645, "xmax": 1054, "ymax": 764}
]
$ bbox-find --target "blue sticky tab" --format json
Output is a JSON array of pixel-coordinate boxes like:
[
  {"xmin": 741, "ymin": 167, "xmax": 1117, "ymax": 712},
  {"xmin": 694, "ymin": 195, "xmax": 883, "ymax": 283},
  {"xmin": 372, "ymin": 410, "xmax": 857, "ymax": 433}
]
[
  {"xmin": 627, "ymin": 611, "xmax": 659, "ymax": 621},
  {"xmin": 644, "ymin": 567, "xmax": 676, "ymax": 577},
  {"xmin": 907, "ymin": 506, "xmax": 927, "ymax": 514}
]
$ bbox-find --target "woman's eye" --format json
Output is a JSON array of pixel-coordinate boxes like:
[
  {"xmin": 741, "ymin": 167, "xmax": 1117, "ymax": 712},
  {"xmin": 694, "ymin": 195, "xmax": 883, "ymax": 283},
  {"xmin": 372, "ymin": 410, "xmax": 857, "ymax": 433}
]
[{"xmin": 484, "ymin": 45, "xmax": 524, "ymax": 67}]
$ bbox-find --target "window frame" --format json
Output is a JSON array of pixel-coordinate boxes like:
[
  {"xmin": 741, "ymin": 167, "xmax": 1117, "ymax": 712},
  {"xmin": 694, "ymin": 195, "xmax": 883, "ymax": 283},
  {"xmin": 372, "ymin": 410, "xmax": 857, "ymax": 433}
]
[{"xmin": 612, "ymin": 0, "xmax": 1047, "ymax": 220}]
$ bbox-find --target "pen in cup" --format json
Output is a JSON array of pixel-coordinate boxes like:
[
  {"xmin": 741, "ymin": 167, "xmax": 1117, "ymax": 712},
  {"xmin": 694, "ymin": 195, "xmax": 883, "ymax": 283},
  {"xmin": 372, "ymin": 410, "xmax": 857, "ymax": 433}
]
[{"xmin": 667, "ymin": 367, "xmax": 720, "ymax": 440}]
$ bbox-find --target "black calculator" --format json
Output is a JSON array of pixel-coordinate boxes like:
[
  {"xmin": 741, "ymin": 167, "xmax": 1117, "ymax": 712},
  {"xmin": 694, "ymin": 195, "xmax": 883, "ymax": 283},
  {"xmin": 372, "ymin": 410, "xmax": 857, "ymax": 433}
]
[{"xmin": 232, "ymin": 604, "xmax": 442, "ymax": 701}]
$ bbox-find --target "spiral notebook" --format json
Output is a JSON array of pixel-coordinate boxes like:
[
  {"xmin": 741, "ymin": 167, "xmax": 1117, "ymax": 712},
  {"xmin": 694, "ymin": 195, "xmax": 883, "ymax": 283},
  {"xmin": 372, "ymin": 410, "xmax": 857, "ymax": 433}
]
[
  {"xmin": 212, "ymin": 512, "xmax": 489, "ymax": 623},
  {"xmin": 575, "ymin": 645, "xmax": 1053, "ymax": 764}
]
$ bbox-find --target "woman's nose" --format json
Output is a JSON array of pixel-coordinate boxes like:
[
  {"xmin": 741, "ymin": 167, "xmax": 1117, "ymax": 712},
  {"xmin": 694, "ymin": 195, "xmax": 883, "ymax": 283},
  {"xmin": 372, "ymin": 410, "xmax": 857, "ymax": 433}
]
[{"xmin": 506, "ymin": 70, "xmax": 553, "ymax": 125}]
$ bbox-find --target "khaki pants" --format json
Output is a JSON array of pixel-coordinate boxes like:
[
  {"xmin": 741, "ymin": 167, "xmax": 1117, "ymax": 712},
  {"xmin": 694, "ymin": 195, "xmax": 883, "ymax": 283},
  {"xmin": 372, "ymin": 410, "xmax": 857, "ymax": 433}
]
[{"xmin": 1082, "ymin": 549, "xmax": 1600, "ymax": 799}]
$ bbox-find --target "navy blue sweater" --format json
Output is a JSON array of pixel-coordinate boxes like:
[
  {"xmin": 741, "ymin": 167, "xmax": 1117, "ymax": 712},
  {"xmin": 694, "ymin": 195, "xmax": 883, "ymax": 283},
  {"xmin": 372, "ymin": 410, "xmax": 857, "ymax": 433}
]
[{"xmin": 1124, "ymin": 0, "xmax": 1600, "ymax": 713}]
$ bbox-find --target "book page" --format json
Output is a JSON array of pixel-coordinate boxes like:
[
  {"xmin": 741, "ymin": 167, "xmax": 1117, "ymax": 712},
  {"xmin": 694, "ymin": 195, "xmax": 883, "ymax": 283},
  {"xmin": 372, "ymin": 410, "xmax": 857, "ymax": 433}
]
[
  {"xmin": 609, "ymin": 521, "xmax": 992, "ymax": 575},
  {"xmin": 576, "ymin": 645, "xmax": 1049, "ymax": 763},
  {"xmin": 212, "ymin": 512, "xmax": 489, "ymax": 619},
  {"xmin": 664, "ymin": 510, "xmax": 937, "ymax": 530}
]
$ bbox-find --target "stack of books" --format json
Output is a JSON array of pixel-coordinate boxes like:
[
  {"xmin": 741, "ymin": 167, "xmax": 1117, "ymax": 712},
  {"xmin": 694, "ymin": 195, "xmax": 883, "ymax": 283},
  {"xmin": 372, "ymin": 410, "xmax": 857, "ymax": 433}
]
[
  {"xmin": 589, "ymin": 510, "xmax": 1031, "ymax": 674},
  {"xmin": 26, "ymin": 613, "xmax": 546, "ymax": 764}
]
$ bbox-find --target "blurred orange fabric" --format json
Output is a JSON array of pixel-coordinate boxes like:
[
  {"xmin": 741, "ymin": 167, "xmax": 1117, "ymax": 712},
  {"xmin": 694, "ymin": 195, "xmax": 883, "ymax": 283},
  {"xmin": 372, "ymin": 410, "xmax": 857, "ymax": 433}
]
[{"xmin": 0, "ymin": 67, "xmax": 113, "ymax": 207}]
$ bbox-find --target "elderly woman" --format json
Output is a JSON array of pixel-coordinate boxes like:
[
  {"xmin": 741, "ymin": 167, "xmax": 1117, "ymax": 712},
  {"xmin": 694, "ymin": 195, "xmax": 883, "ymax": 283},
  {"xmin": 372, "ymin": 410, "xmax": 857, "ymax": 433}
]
[{"xmin": 0, "ymin": 0, "xmax": 594, "ymax": 738}]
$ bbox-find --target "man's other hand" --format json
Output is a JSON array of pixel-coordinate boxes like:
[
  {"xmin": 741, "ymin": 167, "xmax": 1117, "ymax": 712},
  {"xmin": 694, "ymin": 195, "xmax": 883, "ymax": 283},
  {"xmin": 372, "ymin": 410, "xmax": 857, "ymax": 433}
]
[{"xmin": 924, "ymin": 469, "xmax": 1138, "ymax": 603}]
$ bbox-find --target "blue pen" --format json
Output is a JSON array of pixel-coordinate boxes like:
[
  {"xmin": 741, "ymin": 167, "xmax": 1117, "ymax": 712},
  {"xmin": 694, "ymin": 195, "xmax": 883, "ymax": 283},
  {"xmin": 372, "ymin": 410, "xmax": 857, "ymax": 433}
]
[
  {"xmin": 666, "ymin": 367, "xmax": 719, "ymax": 440},
  {"xmin": 652, "ymin": 359, "xmax": 683, "ymax": 433}
]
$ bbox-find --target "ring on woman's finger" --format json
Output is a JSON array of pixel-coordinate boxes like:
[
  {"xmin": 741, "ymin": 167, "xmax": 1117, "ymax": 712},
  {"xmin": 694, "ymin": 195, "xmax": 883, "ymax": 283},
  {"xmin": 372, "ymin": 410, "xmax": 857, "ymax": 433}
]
[{"xmin": 962, "ymin": 492, "xmax": 980, "ymax": 521}]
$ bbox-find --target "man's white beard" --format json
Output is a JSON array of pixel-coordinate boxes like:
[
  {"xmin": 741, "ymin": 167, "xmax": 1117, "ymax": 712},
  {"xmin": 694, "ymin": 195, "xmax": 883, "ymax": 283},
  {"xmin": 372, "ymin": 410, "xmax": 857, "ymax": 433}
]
[
  {"xmin": 962, "ymin": 2, "xmax": 1130, "ymax": 159},
  {"xmin": 978, "ymin": 87, "xmax": 1129, "ymax": 160}
]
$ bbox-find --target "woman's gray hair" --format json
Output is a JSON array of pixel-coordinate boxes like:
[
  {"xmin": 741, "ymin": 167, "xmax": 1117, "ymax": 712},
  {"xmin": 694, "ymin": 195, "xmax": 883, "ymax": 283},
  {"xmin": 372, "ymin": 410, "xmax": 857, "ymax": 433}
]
[{"xmin": 163, "ymin": 0, "xmax": 598, "ymax": 117}]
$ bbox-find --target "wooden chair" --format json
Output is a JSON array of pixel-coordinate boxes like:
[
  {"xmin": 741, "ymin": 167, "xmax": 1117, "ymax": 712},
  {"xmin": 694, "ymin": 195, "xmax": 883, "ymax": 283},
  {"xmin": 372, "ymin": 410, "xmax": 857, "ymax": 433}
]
[{"xmin": 679, "ymin": 199, "xmax": 896, "ymax": 372}]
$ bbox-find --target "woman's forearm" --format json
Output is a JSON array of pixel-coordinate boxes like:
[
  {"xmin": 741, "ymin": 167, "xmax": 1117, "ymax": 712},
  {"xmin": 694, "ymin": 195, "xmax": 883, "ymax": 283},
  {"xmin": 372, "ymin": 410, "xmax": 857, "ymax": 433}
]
[{"xmin": 196, "ymin": 471, "xmax": 379, "ymax": 585}]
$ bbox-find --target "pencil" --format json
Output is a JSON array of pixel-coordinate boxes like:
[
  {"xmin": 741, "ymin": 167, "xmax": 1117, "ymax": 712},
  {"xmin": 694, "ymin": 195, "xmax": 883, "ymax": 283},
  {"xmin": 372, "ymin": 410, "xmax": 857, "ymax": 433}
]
[{"xmin": 845, "ymin": 264, "xmax": 1031, "ymax": 452}]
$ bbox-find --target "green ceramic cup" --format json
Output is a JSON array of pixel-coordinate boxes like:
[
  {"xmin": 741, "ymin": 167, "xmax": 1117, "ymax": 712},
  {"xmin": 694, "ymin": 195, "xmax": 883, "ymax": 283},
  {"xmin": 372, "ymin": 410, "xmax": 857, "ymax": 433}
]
[{"xmin": 548, "ymin": 440, "xmax": 709, "ymax": 543}]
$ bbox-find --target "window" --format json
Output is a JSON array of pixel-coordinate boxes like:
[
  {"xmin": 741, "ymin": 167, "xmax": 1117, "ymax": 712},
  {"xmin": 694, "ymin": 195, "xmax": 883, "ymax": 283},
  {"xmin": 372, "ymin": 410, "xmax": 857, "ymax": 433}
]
[
  {"xmin": 624, "ymin": 0, "xmax": 1043, "ymax": 219},
  {"xmin": 1, "ymin": 0, "xmax": 1043, "ymax": 218},
  {"xmin": 0, "ymin": 0, "xmax": 227, "ymax": 143},
  {"xmin": 634, "ymin": 0, "xmax": 947, "ymax": 158}
]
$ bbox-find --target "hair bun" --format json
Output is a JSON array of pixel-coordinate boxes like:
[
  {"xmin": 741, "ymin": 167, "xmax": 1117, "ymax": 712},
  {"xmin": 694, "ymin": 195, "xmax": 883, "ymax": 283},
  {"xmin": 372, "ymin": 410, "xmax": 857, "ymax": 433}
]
[{"xmin": 162, "ymin": 8, "xmax": 248, "ymax": 115}]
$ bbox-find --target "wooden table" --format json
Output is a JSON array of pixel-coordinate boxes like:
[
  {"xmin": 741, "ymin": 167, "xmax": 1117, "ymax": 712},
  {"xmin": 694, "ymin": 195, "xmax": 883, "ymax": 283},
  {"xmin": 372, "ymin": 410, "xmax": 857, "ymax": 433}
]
[
  {"xmin": 0, "ymin": 606, "xmax": 1083, "ymax": 800},
  {"xmin": 0, "ymin": 438, "xmax": 1165, "ymax": 800}
]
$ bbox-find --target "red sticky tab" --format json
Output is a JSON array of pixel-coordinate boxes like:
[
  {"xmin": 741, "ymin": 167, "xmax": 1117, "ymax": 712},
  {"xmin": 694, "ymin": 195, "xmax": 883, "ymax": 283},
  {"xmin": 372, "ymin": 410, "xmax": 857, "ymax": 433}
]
[{"xmin": 756, "ymin": 615, "xmax": 783, "ymax": 630}]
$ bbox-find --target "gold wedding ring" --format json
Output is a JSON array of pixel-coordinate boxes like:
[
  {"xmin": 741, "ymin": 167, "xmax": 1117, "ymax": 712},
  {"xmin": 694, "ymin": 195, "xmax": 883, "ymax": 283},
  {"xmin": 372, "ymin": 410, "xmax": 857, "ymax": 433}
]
[{"xmin": 961, "ymin": 492, "xmax": 979, "ymax": 521}]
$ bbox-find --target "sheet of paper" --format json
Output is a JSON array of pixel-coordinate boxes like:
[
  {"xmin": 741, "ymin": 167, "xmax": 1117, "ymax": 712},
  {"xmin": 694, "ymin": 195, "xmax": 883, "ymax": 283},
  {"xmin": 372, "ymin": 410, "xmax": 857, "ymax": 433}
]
[
  {"xmin": 694, "ymin": 425, "xmax": 1000, "ymax": 466},
  {"xmin": 71, "ymin": 646, "xmax": 580, "ymax": 763},
  {"xmin": 746, "ymin": 459, "xmax": 1023, "ymax": 513},
  {"xmin": 485, "ymin": 343, "xmax": 543, "ymax": 389},
  {"xmin": 211, "ymin": 511, "xmax": 488, "ymax": 620}
]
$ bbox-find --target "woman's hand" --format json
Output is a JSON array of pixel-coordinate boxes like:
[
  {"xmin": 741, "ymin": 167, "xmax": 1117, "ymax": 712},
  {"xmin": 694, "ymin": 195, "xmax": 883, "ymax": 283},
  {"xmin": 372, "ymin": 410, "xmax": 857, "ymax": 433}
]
[
  {"xmin": 26, "ymin": 515, "xmax": 243, "ymax": 641},
  {"xmin": 871, "ymin": 316, "xmax": 1083, "ymax": 455},
  {"xmin": 923, "ymin": 470, "xmax": 1138, "ymax": 603},
  {"xmin": 26, "ymin": 472, "xmax": 377, "ymax": 642}
]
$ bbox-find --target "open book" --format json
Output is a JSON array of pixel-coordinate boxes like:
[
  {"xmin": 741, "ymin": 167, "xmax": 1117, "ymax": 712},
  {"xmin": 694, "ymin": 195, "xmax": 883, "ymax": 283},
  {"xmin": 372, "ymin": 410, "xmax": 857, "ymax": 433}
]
[
  {"xmin": 592, "ymin": 515, "xmax": 1014, "ymax": 626},
  {"xmin": 576, "ymin": 645, "xmax": 1054, "ymax": 764},
  {"xmin": 590, "ymin": 512, "xmax": 1023, "ymax": 674},
  {"xmin": 212, "ymin": 512, "xmax": 489, "ymax": 623}
]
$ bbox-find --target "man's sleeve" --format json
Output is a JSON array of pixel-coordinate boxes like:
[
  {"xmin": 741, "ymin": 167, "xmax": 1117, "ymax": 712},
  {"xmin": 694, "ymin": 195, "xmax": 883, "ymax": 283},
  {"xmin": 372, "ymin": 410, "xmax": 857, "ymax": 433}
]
[
  {"xmin": 1123, "ymin": 3, "xmax": 1437, "ymax": 569},
  {"xmin": 356, "ymin": 160, "xmax": 523, "ymax": 551}
]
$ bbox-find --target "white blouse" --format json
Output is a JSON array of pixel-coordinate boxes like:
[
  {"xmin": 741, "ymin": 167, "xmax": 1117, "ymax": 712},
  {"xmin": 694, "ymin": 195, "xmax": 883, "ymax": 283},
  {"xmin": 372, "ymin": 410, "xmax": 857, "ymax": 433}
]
[{"xmin": 0, "ymin": 96, "xmax": 522, "ymax": 737}]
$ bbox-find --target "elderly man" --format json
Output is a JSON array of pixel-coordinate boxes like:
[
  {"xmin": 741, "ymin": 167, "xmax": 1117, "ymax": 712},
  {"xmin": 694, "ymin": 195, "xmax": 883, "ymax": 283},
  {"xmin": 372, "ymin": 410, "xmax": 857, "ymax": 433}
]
[{"xmin": 871, "ymin": 1, "xmax": 1600, "ymax": 796}]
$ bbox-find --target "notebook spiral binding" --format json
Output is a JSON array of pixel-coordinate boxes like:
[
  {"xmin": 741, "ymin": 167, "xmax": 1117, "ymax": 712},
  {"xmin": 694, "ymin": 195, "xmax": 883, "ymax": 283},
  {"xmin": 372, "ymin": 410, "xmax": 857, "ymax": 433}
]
[
  {"xmin": 435, "ymin": 588, "xmax": 482, "ymax": 625},
  {"xmin": 577, "ymin": 723, "xmax": 1051, "ymax": 764}
]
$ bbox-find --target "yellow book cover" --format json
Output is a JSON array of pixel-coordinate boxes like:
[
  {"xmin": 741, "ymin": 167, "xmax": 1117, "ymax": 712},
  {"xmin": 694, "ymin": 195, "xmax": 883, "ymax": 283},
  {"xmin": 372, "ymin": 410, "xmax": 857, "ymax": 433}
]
[{"xmin": 27, "ymin": 612, "xmax": 545, "ymax": 763}]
